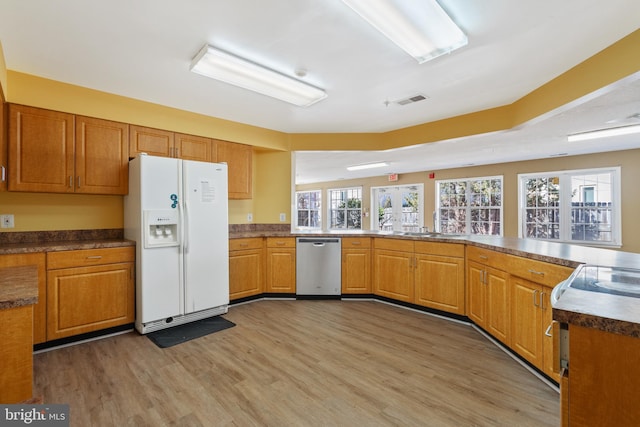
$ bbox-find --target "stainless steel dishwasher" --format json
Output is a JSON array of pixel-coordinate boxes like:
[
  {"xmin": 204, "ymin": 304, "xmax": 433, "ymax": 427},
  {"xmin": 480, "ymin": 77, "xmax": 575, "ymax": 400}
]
[{"xmin": 296, "ymin": 237, "xmax": 342, "ymax": 296}]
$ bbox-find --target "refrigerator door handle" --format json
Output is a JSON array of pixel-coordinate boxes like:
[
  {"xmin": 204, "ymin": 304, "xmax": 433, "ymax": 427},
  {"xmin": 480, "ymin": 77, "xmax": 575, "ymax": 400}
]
[{"xmin": 181, "ymin": 199, "xmax": 188, "ymax": 253}]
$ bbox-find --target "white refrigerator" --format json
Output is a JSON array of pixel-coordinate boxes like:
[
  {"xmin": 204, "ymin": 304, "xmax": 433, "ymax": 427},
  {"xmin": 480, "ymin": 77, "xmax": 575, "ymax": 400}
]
[{"xmin": 124, "ymin": 155, "xmax": 229, "ymax": 334}]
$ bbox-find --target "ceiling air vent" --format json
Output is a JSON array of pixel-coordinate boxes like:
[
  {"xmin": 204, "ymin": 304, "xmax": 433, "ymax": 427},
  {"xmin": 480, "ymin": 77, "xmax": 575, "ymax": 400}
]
[{"xmin": 395, "ymin": 94, "xmax": 429, "ymax": 106}]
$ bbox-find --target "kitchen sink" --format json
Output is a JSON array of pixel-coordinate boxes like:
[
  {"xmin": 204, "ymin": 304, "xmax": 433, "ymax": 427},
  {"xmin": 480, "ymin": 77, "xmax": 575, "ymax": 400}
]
[{"xmin": 395, "ymin": 231, "xmax": 445, "ymax": 238}]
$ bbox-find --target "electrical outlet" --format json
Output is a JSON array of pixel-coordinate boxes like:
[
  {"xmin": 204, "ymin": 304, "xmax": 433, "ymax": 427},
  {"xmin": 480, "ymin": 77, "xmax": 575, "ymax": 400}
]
[
  {"xmin": 279, "ymin": 213, "xmax": 286, "ymax": 222},
  {"xmin": 1, "ymin": 214, "xmax": 15, "ymax": 228},
  {"xmin": 247, "ymin": 213, "xmax": 253, "ymax": 222}
]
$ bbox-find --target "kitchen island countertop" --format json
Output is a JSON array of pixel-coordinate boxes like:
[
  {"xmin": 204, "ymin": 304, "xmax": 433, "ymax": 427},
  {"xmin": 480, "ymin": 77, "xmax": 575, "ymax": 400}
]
[{"xmin": 0, "ymin": 265, "xmax": 39, "ymax": 309}]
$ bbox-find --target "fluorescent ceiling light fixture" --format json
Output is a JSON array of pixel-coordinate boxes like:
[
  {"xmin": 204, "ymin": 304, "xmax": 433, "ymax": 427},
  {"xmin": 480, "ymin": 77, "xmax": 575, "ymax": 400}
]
[
  {"xmin": 347, "ymin": 161, "xmax": 390, "ymax": 171},
  {"xmin": 190, "ymin": 45, "xmax": 327, "ymax": 107},
  {"xmin": 341, "ymin": 0, "xmax": 467, "ymax": 64},
  {"xmin": 568, "ymin": 124, "xmax": 640, "ymax": 142}
]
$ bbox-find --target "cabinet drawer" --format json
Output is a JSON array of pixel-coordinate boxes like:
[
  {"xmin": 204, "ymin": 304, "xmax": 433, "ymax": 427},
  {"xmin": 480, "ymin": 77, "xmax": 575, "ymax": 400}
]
[
  {"xmin": 47, "ymin": 247, "xmax": 134, "ymax": 270},
  {"xmin": 373, "ymin": 238, "xmax": 414, "ymax": 252},
  {"xmin": 229, "ymin": 237, "xmax": 263, "ymax": 251},
  {"xmin": 342, "ymin": 237, "xmax": 371, "ymax": 249},
  {"xmin": 415, "ymin": 241, "xmax": 464, "ymax": 258},
  {"xmin": 466, "ymin": 245, "xmax": 510, "ymax": 269},
  {"xmin": 266, "ymin": 237, "xmax": 295, "ymax": 248},
  {"xmin": 508, "ymin": 256, "xmax": 574, "ymax": 287}
]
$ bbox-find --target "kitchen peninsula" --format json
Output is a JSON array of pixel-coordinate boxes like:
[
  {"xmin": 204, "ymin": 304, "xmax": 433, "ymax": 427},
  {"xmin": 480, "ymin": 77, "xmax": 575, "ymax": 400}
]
[{"xmin": 0, "ymin": 264, "xmax": 38, "ymax": 403}]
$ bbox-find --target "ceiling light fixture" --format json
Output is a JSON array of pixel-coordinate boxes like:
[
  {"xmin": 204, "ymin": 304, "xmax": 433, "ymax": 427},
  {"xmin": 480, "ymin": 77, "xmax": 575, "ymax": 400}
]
[
  {"xmin": 190, "ymin": 45, "xmax": 327, "ymax": 107},
  {"xmin": 347, "ymin": 161, "xmax": 390, "ymax": 171},
  {"xmin": 567, "ymin": 124, "xmax": 640, "ymax": 142},
  {"xmin": 340, "ymin": 0, "xmax": 467, "ymax": 64}
]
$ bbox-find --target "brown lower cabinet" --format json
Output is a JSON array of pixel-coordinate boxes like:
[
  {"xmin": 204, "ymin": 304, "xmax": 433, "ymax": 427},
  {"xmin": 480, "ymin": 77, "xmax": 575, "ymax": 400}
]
[
  {"xmin": 265, "ymin": 237, "xmax": 296, "ymax": 293},
  {"xmin": 563, "ymin": 324, "xmax": 640, "ymax": 426},
  {"xmin": 46, "ymin": 247, "xmax": 134, "ymax": 341},
  {"xmin": 229, "ymin": 238, "xmax": 264, "ymax": 300},
  {"xmin": 341, "ymin": 237, "xmax": 372, "ymax": 294}
]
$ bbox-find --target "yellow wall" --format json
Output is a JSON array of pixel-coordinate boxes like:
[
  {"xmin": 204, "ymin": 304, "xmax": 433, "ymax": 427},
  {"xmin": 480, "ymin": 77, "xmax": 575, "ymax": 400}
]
[
  {"xmin": 290, "ymin": 29, "xmax": 640, "ymax": 150},
  {"xmin": 0, "ymin": 193, "xmax": 123, "ymax": 231},
  {"xmin": 0, "ymin": 41, "xmax": 7, "ymax": 96},
  {"xmin": 297, "ymin": 148, "xmax": 640, "ymax": 253},
  {"xmin": 253, "ymin": 150, "xmax": 292, "ymax": 224},
  {"xmin": 1, "ymin": 71, "xmax": 289, "ymax": 228}
]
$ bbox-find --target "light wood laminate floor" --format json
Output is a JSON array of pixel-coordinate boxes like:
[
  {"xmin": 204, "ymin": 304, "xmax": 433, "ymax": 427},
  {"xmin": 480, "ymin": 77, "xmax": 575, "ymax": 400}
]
[{"xmin": 33, "ymin": 300, "xmax": 559, "ymax": 426}]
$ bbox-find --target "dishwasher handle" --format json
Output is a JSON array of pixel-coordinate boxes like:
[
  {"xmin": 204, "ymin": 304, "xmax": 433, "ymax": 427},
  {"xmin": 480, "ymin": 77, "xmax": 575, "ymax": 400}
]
[{"xmin": 297, "ymin": 238, "xmax": 341, "ymax": 244}]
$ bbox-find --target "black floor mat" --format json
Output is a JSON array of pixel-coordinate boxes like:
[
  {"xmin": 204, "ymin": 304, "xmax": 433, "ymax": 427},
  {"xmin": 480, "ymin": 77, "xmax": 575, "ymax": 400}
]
[{"xmin": 146, "ymin": 316, "xmax": 235, "ymax": 348}]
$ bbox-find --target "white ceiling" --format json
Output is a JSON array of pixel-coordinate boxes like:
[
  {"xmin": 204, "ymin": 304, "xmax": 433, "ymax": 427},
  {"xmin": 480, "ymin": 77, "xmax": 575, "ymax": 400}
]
[{"xmin": 0, "ymin": 1, "xmax": 639, "ymax": 184}]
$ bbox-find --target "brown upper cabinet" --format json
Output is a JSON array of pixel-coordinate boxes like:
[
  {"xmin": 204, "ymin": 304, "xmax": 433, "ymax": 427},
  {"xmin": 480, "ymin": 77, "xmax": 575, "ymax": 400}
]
[
  {"xmin": 129, "ymin": 126, "xmax": 214, "ymax": 163},
  {"xmin": 129, "ymin": 125, "xmax": 175, "ymax": 159},
  {"xmin": 176, "ymin": 133, "xmax": 215, "ymax": 162},
  {"xmin": 216, "ymin": 139, "xmax": 253, "ymax": 199},
  {"xmin": 8, "ymin": 104, "xmax": 129, "ymax": 195}
]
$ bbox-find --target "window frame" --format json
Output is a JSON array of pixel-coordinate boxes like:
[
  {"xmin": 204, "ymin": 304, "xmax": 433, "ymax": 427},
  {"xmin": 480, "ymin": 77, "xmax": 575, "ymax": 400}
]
[
  {"xmin": 517, "ymin": 167, "xmax": 622, "ymax": 247},
  {"xmin": 295, "ymin": 189, "xmax": 322, "ymax": 230},
  {"xmin": 327, "ymin": 186, "xmax": 363, "ymax": 230},
  {"xmin": 434, "ymin": 175, "xmax": 504, "ymax": 236}
]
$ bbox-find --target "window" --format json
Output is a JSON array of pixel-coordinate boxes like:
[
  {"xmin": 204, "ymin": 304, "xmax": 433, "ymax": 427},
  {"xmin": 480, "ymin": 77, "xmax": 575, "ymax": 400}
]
[
  {"xmin": 371, "ymin": 184, "xmax": 423, "ymax": 232},
  {"xmin": 435, "ymin": 176, "xmax": 503, "ymax": 235},
  {"xmin": 328, "ymin": 187, "xmax": 362, "ymax": 230},
  {"xmin": 295, "ymin": 190, "xmax": 321, "ymax": 229},
  {"xmin": 518, "ymin": 167, "xmax": 621, "ymax": 246}
]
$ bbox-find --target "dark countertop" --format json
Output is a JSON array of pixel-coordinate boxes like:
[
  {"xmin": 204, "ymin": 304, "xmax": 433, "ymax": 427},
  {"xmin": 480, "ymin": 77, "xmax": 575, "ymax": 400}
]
[
  {"xmin": 0, "ymin": 265, "xmax": 39, "ymax": 309},
  {"xmin": 553, "ymin": 288, "xmax": 640, "ymax": 337},
  {"xmin": 0, "ymin": 239, "xmax": 135, "ymax": 255}
]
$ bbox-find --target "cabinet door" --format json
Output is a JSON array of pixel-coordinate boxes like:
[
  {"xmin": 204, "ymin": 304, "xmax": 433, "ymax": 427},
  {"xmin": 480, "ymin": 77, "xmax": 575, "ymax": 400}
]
[
  {"xmin": 75, "ymin": 116, "xmax": 129, "ymax": 194},
  {"xmin": 175, "ymin": 133, "xmax": 213, "ymax": 162},
  {"xmin": 216, "ymin": 140, "xmax": 252, "ymax": 199},
  {"xmin": 466, "ymin": 261, "xmax": 486, "ymax": 325},
  {"xmin": 9, "ymin": 104, "xmax": 75, "ymax": 193},
  {"xmin": 541, "ymin": 286, "xmax": 560, "ymax": 382},
  {"xmin": 373, "ymin": 249, "xmax": 413, "ymax": 302},
  {"xmin": 229, "ymin": 248, "xmax": 263, "ymax": 300},
  {"xmin": 0, "ymin": 305, "xmax": 32, "ymax": 403},
  {"xmin": 0, "ymin": 253, "xmax": 47, "ymax": 344},
  {"xmin": 511, "ymin": 276, "xmax": 543, "ymax": 367},
  {"xmin": 342, "ymin": 248, "xmax": 371, "ymax": 293},
  {"xmin": 47, "ymin": 262, "xmax": 134, "ymax": 340},
  {"xmin": 265, "ymin": 248, "xmax": 295, "ymax": 293},
  {"xmin": 486, "ymin": 267, "xmax": 510, "ymax": 345},
  {"xmin": 129, "ymin": 125, "xmax": 174, "ymax": 158},
  {"xmin": 415, "ymin": 254, "xmax": 465, "ymax": 314}
]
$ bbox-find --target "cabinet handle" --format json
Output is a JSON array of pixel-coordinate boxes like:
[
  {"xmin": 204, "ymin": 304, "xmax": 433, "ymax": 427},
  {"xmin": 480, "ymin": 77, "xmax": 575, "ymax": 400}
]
[
  {"xmin": 351, "ymin": 241, "xmax": 361, "ymax": 246},
  {"xmin": 533, "ymin": 289, "xmax": 540, "ymax": 307},
  {"xmin": 239, "ymin": 243, "xmax": 249, "ymax": 247},
  {"xmin": 541, "ymin": 292, "xmax": 547, "ymax": 310},
  {"xmin": 77, "ymin": 176, "xmax": 81, "ymax": 188},
  {"xmin": 528, "ymin": 269, "xmax": 545, "ymax": 276},
  {"xmin": 174, "ymin": 147, "xmax": 179, "ymax": 158},
  {"xmin": 86, "ymin": 256, "xmax": 103, "ymax": 260},
  {"xmin": 69, "ymin": 176, "xmax": 73, "ymax": 188},
  {"xmin": 483, "ymin": 270, "xmax": 488, "ymax": 284},
  {"xmin": 479, "ymin": 255, "xmax": 488, "ymax": 260},
  {"xmin": 276, "ymin": 241, "xmax": 285, "ymax": 246},
  {"xmin": 544, "ymin": 324, "xmax": 553, "ymax": 337},
  {"xmin": 1, "ymin": 165, "xmax": 5, "ymax": 182}
]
